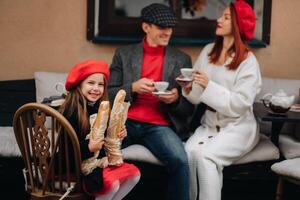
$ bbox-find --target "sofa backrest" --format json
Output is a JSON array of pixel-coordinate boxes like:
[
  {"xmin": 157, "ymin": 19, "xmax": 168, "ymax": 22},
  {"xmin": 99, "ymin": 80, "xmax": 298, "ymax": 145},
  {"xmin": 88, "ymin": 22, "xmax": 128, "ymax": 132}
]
[
  {"xmin": 0, "ymin": 79, "xmax": 36, "ymax": 126},
  {"xmin": 255, "ymin": 77, "xmax": 300, "ymax": 103}
]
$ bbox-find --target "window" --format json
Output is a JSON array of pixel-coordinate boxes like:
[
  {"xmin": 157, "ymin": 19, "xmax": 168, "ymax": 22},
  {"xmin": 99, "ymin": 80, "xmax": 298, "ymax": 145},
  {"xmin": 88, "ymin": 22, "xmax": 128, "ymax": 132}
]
[{"xmin": 87, "ymin": 0, "xmax": 272, "ymax": 47}]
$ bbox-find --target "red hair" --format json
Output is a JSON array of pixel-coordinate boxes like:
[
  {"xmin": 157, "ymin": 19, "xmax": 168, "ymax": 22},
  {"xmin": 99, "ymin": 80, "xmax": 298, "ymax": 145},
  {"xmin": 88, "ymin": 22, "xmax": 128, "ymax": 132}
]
[{"xmin": 208, "ymin": 3, "xmax": 249, "ymax": 70}]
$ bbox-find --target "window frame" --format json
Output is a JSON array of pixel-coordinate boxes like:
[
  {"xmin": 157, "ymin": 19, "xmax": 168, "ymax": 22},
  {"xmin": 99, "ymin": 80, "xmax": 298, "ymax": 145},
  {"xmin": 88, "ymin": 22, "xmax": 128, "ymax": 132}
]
[{"xmin": 87, "ymin": 0, "xmax": 272, "ymax": 47}]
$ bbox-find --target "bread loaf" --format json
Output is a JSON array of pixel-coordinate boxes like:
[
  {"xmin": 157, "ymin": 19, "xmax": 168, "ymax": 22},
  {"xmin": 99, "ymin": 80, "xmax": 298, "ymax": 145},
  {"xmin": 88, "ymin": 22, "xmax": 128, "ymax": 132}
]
[
  {"xmin": 91, "ymin": 101, "xmax": 110, "ymax": 140},
  {"xmin": 81, "ymin": 101, "xmax": 110, "ymax": 175},
  {"xmin": 106, "ymin": 89, "xmax": 130, "ymax": 166}
]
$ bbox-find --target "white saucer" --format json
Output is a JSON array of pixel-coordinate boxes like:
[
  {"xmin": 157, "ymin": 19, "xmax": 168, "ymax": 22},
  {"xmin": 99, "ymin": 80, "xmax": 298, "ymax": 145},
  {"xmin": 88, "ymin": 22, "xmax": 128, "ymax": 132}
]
[
  {"xmin": 176, "ymin": 77, "xmax": 193, "ymax": 82},
  {"xmin": 152, "ymin": 90, "xmax": 172, "ymax": 95}
]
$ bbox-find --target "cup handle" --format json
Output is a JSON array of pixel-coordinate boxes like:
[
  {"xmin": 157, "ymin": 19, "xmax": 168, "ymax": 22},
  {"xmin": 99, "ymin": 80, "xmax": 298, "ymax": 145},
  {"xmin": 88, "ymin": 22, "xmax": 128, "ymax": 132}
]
[{"xmin": 261, "ymin": 93, "xmax": 272, "ymax": 108}]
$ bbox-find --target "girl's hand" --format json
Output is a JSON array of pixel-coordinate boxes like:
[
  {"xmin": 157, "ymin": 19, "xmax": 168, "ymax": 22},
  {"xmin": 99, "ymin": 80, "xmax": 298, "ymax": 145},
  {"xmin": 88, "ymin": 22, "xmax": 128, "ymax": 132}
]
[
  {"xmin": 118, "ymin": 125, "xmax": 127, "ymax": 140},
  {"xmin": 193, "ymin": 69, "xmax": 209, "ymax": 88},
  {"xmin": 88, "ymin": 137, "xmax": 105, "ymax": 152}
]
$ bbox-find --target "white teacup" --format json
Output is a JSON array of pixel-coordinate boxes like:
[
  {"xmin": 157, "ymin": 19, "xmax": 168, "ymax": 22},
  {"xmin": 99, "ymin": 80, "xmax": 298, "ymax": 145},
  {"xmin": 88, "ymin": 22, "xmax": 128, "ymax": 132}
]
[
  {"xmin": 180, "ymin": 68, "xmax": 194, "ymax": 79},
  {"xmin": 154, "ymin": 81, "xmax": 169, "ymax": 92}
]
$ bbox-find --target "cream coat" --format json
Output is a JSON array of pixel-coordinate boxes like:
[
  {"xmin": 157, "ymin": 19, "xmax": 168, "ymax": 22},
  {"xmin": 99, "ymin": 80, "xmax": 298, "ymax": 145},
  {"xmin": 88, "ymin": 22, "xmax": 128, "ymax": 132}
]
[{"xmin": 184, "ymin": 43, "xmax": 262, "ymax": 200}]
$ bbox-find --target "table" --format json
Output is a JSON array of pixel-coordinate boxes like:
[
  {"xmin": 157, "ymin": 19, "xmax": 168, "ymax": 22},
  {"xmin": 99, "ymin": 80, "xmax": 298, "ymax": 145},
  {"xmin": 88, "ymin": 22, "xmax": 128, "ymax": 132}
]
[{"xmin": 254, "ymin": 102, "xmax": 300, "ymax": 147}]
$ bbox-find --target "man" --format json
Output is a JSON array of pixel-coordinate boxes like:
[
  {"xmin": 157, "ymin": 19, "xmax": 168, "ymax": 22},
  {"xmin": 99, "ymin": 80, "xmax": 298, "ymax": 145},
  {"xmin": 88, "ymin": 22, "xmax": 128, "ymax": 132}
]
[{"xmin": 108, "ymin": 3, "xmax": 194, "ymax": 200}]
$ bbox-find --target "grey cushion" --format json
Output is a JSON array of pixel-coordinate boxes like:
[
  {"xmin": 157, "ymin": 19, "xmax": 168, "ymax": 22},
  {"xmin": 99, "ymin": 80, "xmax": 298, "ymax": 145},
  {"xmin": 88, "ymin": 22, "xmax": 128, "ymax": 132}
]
[
  {"xmin": 279, "ymin": 134, "xmax": 300, "ymax": 159},
  {"xmin": 0, "ymin": 126, "xmax": 21, "ymax": 157},
  {"xmin": 271, "ymin": 158, "xmax": 300, "ymax": 180},
  {"xmin": 122, "ymin": 144, "xmax": 163, "ymax": 165},
  {"xmin": 233, "ymin": 134, "xmax": 280, "ymax": 164},
  {"xmin": 122, "ymin": 134, "xmax": 280, "ymax": 166}
]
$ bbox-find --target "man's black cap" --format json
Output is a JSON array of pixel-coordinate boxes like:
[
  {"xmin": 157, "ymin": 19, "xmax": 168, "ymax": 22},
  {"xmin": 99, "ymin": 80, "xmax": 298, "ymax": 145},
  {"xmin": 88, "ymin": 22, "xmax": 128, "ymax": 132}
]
[{"xmin": 141, "ymin": 3, "xmax": 177, "ymax": 28}]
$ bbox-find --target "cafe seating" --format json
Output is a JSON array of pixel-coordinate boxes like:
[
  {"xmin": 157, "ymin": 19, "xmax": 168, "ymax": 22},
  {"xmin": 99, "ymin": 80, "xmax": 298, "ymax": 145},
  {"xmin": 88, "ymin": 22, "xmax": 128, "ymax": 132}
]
[{"xmin": 1, "ymin": 73, "xmax": 300, "ymax": 199}]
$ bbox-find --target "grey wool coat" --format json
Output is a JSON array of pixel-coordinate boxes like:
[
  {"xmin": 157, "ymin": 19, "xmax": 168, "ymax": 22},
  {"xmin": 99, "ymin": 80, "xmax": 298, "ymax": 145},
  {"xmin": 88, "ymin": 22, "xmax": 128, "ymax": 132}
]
[{"xmin": 108, "ymin": 42, "xmax": 195, "ymax": 139}]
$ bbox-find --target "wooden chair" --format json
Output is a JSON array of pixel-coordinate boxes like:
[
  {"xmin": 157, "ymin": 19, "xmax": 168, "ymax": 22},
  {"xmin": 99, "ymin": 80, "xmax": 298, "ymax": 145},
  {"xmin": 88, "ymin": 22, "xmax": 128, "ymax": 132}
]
[{"xmin": 13, "ymin": 102, "xmax": 89, "ymax": 200}]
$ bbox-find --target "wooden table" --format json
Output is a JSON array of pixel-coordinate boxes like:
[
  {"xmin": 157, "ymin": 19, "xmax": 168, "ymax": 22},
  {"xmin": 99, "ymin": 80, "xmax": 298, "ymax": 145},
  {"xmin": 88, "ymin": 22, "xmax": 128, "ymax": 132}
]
[{"xmin": 253, "ymin": 102, "xmax": 300, "ymax": 147}]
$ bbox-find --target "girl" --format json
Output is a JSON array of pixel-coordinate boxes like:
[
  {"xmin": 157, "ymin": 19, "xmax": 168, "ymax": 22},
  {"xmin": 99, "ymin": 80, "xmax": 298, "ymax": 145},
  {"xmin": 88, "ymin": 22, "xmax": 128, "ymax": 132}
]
[
  {"xmin": 179, "ymin": 1, "xmax": 262, "ymax": 200},
  {"xmin": 59, "ymin": 60, "xmax": 140, "ymax": 200}
]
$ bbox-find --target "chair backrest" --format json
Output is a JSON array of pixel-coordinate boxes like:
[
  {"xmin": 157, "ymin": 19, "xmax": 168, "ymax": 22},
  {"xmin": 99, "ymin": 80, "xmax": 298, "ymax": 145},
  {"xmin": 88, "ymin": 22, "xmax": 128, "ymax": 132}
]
[{"xmin": 13, "ymin": 102, "xmax": 87, "ymax": 199}]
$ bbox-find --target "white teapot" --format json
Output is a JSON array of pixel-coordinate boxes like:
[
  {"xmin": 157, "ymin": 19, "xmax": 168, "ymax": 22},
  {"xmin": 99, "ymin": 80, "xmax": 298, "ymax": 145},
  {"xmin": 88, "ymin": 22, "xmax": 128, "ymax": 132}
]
[{"xmin": 262, "ymin": 89, "xmax": 295, "ymax": 113}]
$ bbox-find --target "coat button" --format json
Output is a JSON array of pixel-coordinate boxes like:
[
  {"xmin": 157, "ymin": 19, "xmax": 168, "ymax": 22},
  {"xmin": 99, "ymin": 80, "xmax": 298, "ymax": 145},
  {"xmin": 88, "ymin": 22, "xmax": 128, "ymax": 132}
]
[
  {"xmin": 198, "ymin": 141, "xmax": 204, "ymax": 144},
  {"xmin": 216, "ymin": 125, "xmax": 220, "ymax": 132}
]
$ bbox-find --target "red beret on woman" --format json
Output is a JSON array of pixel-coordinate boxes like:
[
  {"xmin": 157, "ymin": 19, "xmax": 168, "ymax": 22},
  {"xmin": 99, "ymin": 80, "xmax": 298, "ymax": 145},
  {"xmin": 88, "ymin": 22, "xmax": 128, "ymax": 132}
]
[{"xmin": 233, "ymin": 0, "xmax": 256, "ymax": 40}]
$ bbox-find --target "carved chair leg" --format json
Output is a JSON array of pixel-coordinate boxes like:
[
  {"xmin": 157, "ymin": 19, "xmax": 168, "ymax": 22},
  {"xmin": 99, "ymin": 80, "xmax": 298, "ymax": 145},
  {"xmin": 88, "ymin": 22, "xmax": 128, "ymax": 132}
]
[{"xmin": 275, "ymin": 177, "xmax": 284, "ymax": 200}]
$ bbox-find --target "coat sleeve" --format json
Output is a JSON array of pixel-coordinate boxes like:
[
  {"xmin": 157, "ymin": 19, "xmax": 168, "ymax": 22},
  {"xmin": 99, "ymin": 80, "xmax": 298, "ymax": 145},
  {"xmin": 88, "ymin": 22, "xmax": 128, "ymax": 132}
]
[
  {"xmin": 198, "ymin": 55, "xmax": 262, "ymax": 117},
  {"xmin": 108, "ymin": 48, "xmax": 134, "ymax": 103}
]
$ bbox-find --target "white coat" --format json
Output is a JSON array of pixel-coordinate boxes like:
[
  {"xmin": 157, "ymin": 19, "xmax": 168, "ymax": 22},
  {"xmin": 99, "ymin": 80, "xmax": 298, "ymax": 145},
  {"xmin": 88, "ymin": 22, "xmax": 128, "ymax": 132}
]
[{"xmin": 183, "ymin": 43, "xmax": 262, "ymax": 200}]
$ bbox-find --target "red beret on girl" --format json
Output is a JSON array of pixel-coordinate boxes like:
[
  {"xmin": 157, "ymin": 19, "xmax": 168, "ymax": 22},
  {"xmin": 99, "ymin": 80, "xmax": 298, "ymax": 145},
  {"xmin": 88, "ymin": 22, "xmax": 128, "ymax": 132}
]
[
  {"xmin": 65, "ymin": 60, "xmax": 110, "ymax": 91},
  {"xmin": 233, "ymin": 0, "xmax": 256, "ymax": 40}
]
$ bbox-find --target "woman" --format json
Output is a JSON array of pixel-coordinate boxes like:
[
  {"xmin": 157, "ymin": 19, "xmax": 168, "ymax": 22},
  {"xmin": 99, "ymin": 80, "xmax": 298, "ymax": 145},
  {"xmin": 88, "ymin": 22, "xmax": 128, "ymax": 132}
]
[
  {"xmin": 59, "ymin": 60, "xmax": 140, "ymax": 200},
  {"xmin": 180, "ymin": 1, "xmax": 262, "ymax": 200}
]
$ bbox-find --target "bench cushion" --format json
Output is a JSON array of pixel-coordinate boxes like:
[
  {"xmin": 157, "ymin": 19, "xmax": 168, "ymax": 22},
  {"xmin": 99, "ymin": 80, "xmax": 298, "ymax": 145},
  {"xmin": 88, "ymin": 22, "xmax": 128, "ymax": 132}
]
[
  {"xmin": 122, "ymin": 145, "xmax": 163, "ymax": 165},
  {"xmin": 122, "ymin": 134, "xmax": 280, "ymax": 166},
  {"xmin": 271, "ymin": 158, "xmax": 300, "ymax": 180},
  {"xmin": 0, "ymin": 126, "xmax": 21, "ymax": 157},
  {"xmin": 279, "ymin": 134, "xmax": 300, "ymax": 159},
  {"xmin": 234, "ymin": 134, "xmax": 280, "ymax": 164}
]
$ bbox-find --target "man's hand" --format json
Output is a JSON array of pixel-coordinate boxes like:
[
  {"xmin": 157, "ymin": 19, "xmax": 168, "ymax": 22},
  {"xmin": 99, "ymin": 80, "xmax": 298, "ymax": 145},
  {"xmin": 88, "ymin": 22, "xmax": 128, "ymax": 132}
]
[
  {"xmin": 132, "ymin": 78, "xmax": 155, "ymax": 94},
  {"xmin": 156, "ymin": 88, "xmax": 179, "ymax": 104}
]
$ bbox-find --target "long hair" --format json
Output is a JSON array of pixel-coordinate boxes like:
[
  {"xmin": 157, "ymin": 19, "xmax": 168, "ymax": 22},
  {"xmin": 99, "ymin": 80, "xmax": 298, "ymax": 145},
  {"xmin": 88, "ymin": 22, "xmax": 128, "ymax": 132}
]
[
  {"xmin": 208, "ymin": 3, "xmax": 249, "ymax": 70},
  {"xmin": 59, "ymin": 77, "xmax": 109, "ymax": 136}
]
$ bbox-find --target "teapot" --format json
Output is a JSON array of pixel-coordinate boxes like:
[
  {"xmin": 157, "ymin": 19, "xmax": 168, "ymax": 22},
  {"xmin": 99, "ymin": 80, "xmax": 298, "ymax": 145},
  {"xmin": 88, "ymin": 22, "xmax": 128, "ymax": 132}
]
[{"xmin": 262, "ymin": 89, "xmax": 295, "ymax": 113}]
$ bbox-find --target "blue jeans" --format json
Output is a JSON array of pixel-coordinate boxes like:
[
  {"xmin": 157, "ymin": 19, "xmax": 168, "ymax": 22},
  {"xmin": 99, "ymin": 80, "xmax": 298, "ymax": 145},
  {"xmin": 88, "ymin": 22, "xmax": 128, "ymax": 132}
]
[{"xmin": 123, "ymin": 119, "xmax": 189, "ymax": 200}]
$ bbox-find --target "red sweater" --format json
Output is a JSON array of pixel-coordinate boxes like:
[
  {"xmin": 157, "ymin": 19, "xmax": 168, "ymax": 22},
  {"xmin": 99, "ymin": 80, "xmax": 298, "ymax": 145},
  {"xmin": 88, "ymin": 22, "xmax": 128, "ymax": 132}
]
[{"xmin": 127, "ymin": 39, "xmax": 169, "ymax": 125}]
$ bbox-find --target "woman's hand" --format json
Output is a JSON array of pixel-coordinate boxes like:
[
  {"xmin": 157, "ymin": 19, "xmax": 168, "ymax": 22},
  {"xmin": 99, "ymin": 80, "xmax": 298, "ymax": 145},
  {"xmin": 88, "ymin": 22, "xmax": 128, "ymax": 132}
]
[
  {"xmin": 193, "ymin": 69, "xmax": 209, "ymax": 88},
  {"xmin": 176, "ymin": 75, "xmax": 193, "ymax": 94},
  {"xmin": 88, "ymin": 137, "xmax": 105, "ymax": 152},
  {"xmin": 118, "ymin": 125, "xmax": 127, "ymax": 140},
  {"xmin": 176, "ymin": 75, "xmax": 193, "ymax": 90}
]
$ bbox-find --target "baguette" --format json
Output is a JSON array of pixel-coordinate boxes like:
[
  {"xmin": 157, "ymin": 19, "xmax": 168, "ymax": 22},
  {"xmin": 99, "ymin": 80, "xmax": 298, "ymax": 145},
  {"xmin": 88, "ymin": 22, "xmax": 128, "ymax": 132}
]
[
  {"xmin": 105, "ymin": 89, "xmax": 130, "ymax": 166},
  {"xmin": 91, "ymin": 101, "xmax": 110, "ymax": 140},
  {"xmin": 81, "ymin": 101, "xmax": 110, "ymax": 175}
]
